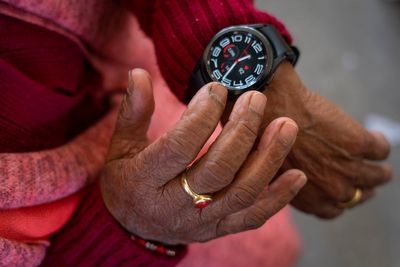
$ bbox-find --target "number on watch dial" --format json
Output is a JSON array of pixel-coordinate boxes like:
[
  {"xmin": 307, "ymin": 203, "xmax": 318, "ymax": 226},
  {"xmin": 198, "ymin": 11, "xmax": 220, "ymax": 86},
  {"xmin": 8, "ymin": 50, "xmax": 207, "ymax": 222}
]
[{"xmin": 205, "ymin": 29, "xmax": 268, "ymax": 91}]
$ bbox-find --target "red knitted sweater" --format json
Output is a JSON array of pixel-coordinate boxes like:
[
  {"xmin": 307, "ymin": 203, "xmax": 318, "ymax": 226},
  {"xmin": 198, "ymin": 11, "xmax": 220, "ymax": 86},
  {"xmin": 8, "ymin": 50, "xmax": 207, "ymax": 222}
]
[{"xmin": 0, "ymin": 0, "xmax": 293, "ymax": 266}]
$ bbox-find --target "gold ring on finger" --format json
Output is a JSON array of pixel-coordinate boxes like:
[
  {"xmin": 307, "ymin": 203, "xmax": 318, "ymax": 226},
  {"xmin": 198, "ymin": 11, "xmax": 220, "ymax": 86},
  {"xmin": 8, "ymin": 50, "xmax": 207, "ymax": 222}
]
[
  {"xmin": 181, "ymin": 170, "xmax": 213, "ymax": 209},
  {"xmin": 337, "ymin": 188, "xmax": 363, "ymax": 209}
]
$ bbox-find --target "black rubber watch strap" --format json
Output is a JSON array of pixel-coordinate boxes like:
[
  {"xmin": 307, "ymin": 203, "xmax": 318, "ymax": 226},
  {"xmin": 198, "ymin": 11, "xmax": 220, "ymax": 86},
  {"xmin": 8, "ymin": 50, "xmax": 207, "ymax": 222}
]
[
  {"xmin": 257, "ymin": 25, "xmax": 299, "ymax": 67},
  {"xmin": 186, "ymin": 62, "xmax": 206, "ymax": 104}
]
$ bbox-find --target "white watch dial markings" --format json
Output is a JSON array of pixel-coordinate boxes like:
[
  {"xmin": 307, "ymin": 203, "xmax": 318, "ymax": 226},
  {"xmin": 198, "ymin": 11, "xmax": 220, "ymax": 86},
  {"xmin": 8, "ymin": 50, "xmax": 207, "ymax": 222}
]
[
  {"xmin": 211, "ymin": 58, "xmax": 218, "ymax": 68},
  {"xmin": 212, "ymin": 47, "xmax": 221, "ymax": 57},
  {"xmin": 219, "ymin": 38, "xmax": 230, "ymax": 48},
  {"xmin": 207, "ymin": 29, "xmax": 268, "ymax": 90}
]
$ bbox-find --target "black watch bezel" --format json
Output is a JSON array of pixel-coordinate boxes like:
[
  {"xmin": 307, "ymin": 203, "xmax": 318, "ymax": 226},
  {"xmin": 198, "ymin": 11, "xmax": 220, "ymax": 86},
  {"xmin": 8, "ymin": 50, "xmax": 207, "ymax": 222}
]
[
  {"xmin": 185, "ymin": 24, "xmax": 299, "ymax": 104},
  {"xmin": 200, "ymin": 25, "xmax": 275, "ymax": 98}
]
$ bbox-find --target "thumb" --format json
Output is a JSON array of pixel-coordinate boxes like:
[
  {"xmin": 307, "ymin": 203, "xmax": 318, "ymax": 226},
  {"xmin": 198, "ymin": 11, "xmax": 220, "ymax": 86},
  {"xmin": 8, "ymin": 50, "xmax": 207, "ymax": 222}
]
[{"xmin": 108, "ymin": 69, "xmax": 155, "ymax": 161}]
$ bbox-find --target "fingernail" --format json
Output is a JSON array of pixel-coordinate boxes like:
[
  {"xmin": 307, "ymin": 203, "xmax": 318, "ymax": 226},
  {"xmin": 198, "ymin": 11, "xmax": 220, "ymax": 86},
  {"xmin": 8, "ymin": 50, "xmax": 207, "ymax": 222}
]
[
  {"xmin": 279, "ymin": 120, "xmax": 298, "ymax": 146},
  {"xmin": 127, "ymin": 70, "xmax": 134, "ymax": 95},
  {"xmin": 249, "ymin": 92, "xmax": 267, "ymax": 115},
  {"xmin": 292, "ymin": 174, "xmax": 307, "ymax": 193},
  {"xmin": 208, "ymin": 83, "xmax": 227, "ymax": 106}
]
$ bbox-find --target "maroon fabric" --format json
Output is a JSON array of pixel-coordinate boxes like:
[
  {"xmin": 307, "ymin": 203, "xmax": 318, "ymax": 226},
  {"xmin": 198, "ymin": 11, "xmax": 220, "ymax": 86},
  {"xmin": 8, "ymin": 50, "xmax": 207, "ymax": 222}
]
[
  {"xmin": 0, "ymin": 14, "xmax": 106, "ymax": 153},
  {"xmin": 0, "ymin": 14, "xmax": 184, "ymax": 266},
  {"xmin": 41, "ymin": 183, "xmax": 187, "ymax": 267}
]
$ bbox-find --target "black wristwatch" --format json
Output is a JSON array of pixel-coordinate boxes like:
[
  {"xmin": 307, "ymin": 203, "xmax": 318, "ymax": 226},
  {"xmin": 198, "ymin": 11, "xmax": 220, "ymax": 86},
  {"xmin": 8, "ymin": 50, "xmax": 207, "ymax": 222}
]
[{"xmin": 186, "ymin": 24, "xmax": 299, "ymax": 103}]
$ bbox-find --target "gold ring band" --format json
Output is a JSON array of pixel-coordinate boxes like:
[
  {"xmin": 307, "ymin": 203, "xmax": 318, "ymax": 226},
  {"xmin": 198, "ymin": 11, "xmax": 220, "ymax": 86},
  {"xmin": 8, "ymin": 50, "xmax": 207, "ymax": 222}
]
[
  {"xmin": 337, "ymin": 188, "xmax": 363, "ymax": 209},
  {"xmin": 181, "ymin": 172, "xmax": 213, "ymax": 209}
]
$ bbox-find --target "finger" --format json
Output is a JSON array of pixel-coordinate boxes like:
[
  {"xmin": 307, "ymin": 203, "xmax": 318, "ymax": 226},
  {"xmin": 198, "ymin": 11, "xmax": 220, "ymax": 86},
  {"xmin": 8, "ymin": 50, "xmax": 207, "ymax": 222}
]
[
  {"xmin": 362, "ymin": 131, "xmax": 391, "ymax": 160},
  {"xmin": 107, "ymin": 69, "xmax": 155, "ymax": 161},
  {"xmin": 186, "ymin": 91, "xmax": 267, "ymax": 194},
  {"xmin": 291, "ymin": 184, "xmax": 344, "ymax": 219},
  {"xmin": 357, "ymin": 188, "xmax": 375, "ymax": 204},
  {"xmin": 204, "ymin": 118, "xmax": 299, "ymax": 219},
  {"xmin": 335, "ymin": 187, "xmax": 375, "ymax": 209},
  {"xmin": 137, "ymin": 82, "xmax": 228, "ymax": 185},
  {"xmin": 216, "ymin": 170, "xmax": 306, "ymax": 236},
  {"xmin": 310, "ymin": 205, "xmax": 344, "ymax": 220},
  {"xmin": 350, "ymin": 161, "xmax": 392, "ymax": 188},
  {"xmin": 311, "ymin": 173, "xmax": 355, "ymax": 203}
]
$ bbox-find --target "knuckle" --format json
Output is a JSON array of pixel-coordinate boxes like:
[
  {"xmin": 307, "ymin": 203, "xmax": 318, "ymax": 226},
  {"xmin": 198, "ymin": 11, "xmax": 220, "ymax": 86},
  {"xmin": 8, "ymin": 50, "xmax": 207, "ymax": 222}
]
[
  {"xmin": 202, "ymin": 158, "xmax": 235, "ymax": 189},
  {"xmin": 340, "ymin": 190, "xmax": 355, "ymax": 203},
  {"xmin": 354, "ymin": 163, "xmax": 393, "ymax": 187},
  {"xmin": 320, "ymin": 180, "xmax": 350, "ymax": 202},
  {"xmin": 195, "ymin": 107, "xmax": 219, "ymax": 126},
  {"xmin": 350, "ymin": 169, "xmax": 362, "ymax": 185},
  {"xmin": 243, "ymin": 214, "xmax": 264, "ymax": 230},
  {"xmin": 235, "ymin": 120, "xmax": 258, "ymax": 141},
  {"xmin": 216, "ymin": 219, "xmax": 231, "ymax": 237},
  {"xmin": 243, "ymin": 207, "xmax": 268, "ymax": 230},
  {"xmin": 227, "ymin": 185, "xmax": 258, "ymax": 210},
  {"xmin": 187, "ymin": 99, "xmax": 221, "ymax": 128},
  {"xmin": 272, "ymin": 132, "xmax": 297, "ymax": 156},
  {"xmin": 277, "ymin": 133, "xmax": 295, "ymax": 149},
  {"xmin": 335, "ymin": 190, "xmax": 353, "ymax": 203},
  {"xmin": 162, "ymin": 133, "xmax": 195, "ymax": 165},
  {"xmin": 263, "ymin": 153, "xmax": 286, "ymax": 171}
]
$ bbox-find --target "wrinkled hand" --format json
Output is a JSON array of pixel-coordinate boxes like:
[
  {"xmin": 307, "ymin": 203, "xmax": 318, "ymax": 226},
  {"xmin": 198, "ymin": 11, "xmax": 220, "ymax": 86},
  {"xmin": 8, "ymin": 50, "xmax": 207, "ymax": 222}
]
[
  {"xmin": 100, "ymin": 69, "xmax": 307, "ymax": 245},
  {"xmin": 260, "ymin": 62, "xmax": 392, "ymax": 218}
]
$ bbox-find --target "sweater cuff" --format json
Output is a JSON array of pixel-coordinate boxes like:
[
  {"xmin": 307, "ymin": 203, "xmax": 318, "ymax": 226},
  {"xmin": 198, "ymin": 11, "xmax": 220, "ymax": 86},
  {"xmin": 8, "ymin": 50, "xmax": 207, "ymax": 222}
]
[
  {"xmin": 151, "ymin": 0, "xmax": 292, "ymax": 102},
  {"xmin": 41, "ymin": 183, "xmax": 187, "ymax": 267}
]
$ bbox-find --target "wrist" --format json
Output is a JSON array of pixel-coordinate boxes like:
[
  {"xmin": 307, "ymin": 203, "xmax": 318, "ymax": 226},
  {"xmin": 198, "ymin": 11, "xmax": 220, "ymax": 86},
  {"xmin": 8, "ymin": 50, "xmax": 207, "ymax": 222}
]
[
  {"xmin": 152, "ymin": 0, "xmax": 292, "ymax": 102},
  {"xmin": 262, "ymin": 62, "xmax": 314, "ymax": 131}
]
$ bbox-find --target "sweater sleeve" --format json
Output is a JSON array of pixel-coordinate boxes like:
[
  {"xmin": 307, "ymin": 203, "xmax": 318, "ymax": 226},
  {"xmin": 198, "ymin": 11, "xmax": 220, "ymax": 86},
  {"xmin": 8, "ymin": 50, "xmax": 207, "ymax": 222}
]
[
  {"xmin": 41, "ymin": 183, "xmax": 187, "ymax": 267},
  {"xmin": 119, "ymin": 0, "xmax": 292, "ymax": 102}
]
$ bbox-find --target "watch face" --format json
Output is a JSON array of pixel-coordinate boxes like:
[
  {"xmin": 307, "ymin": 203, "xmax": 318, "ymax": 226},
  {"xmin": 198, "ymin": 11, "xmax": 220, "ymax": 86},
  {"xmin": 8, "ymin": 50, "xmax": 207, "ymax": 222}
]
[{"xmin": 203, "ymin": 26, "xmax": 273, "ymax": 93}]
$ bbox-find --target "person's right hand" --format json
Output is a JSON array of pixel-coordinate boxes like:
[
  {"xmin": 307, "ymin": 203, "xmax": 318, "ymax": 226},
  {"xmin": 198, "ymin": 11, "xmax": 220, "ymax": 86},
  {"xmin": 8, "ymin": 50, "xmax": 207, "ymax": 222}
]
[{"xmin": 100, "ymin": 69, "xmax": 307, "ymax": 245}]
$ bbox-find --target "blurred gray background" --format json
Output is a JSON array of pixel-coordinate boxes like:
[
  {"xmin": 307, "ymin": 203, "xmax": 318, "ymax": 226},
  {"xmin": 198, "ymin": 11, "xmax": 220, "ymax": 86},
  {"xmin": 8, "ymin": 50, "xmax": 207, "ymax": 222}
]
[{"xmin": 255, "ymin": 0, "xmax": 400, "ymax": 266}]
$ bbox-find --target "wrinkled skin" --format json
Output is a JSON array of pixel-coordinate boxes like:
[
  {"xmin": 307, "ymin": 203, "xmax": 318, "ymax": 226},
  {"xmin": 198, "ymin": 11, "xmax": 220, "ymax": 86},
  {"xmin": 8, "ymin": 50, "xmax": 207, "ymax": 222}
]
[
  {"xmin": 101, "ymin": 69, "xmax": 307, "ymax": 245},
  {"xmin": 235, "ymin": 62, "xmax": 392, "ymax": 219}
]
